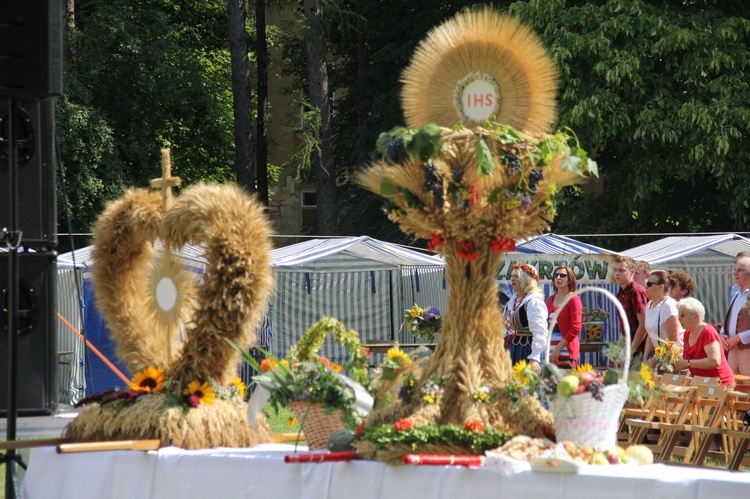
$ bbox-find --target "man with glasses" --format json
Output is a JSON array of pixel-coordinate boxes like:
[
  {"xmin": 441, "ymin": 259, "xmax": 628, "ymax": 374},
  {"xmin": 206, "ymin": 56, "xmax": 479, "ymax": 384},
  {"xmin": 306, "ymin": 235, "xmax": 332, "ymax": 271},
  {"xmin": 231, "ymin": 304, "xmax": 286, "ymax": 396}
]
[
  {"xmin": 613, "ymin": 255, "xmax": 648, "ymax": 359},
  {"xmin": 720, "ymin": 255, "xmax": 750, "ymax": 375}
]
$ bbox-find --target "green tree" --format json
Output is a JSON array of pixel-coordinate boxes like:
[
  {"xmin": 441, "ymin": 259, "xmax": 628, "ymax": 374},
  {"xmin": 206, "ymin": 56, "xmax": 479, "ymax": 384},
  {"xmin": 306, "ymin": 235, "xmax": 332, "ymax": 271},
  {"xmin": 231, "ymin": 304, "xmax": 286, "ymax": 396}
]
[{"xmin": 508, "ymin": 0, "xmax": 750, "ymax": 248}]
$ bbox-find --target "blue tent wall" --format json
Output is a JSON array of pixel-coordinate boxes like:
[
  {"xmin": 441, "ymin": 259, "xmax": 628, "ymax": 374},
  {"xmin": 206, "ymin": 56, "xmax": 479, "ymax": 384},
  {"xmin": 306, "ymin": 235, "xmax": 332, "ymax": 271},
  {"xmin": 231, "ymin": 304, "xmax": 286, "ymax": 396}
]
[{"xmin": 82, "ymin": 280, "xmax": 132, "ymax": 395}]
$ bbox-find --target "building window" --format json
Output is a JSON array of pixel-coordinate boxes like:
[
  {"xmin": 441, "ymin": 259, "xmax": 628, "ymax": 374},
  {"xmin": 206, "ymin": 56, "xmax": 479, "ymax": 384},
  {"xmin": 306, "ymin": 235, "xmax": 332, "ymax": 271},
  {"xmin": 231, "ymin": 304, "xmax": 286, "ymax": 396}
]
[{"xmin": 301, "ymin": 191, "xmax": 317, "ymax": 208}]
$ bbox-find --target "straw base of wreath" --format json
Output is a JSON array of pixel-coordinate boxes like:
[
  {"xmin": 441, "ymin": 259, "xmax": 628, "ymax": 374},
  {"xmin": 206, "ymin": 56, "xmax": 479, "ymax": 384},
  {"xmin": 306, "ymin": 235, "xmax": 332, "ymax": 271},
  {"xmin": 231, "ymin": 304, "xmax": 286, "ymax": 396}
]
[
  {"xmin": 353, "ymin": 440, "xmax": 479, "ymax": 465},
  {"xmin": 289, "ymin": 401, "xmax": 346, "ymax": 450},
  {"xmin": 63, "ymin": 396, "xmax": 273, "ymax": 450},
  {"xmin": 549, "ymin": 384, "xmax": 629, "ymax": 450}
]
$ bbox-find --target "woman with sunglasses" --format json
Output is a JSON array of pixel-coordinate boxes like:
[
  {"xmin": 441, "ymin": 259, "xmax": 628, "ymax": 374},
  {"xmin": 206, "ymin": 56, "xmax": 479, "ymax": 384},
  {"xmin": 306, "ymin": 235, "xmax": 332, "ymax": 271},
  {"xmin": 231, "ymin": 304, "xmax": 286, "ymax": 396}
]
[
  {"xmin": 674, "ymin": 297, "xmax": 734, "ymax": 386},
  {"xmin": 644, "ymin": 269, "xmax": 684, "ymax": 368},
  {"xmin": 545, "ymin": 265, "xmax": 582, "ymax": 368}
]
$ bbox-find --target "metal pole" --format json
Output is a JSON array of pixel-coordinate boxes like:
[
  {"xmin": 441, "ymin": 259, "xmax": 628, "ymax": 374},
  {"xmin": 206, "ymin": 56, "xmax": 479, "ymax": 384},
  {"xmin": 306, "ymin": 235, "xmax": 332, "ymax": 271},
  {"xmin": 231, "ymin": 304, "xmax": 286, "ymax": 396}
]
[{"xmin": 2, "ymin": 95, "xmax": 23, "ymax": 499}]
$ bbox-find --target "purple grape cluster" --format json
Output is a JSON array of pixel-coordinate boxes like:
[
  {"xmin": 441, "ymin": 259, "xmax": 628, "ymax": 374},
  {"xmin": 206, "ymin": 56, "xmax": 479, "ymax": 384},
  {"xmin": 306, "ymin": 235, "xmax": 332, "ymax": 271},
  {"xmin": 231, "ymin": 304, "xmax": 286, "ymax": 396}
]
[
  {"xmin": 505, "ymin": 153, "xmax": 522, "ymax": 176},
  {"xmin": 387, "ymin": 137, "xmax": 406, "ymax": 163},
  {"xmin": 423, "ymin": 161, "xmax": 444, "ymax": 208},
  {"xmin": 587, "ymin": 380, "xmax": 605, "ymax": 402},
  {"xmin": 528, "ymin": 168, "xmax": 545, "ymax": 192},
  {"xmin": 541, "ymin": 376, "xmax": 558, "ymax": 396}
]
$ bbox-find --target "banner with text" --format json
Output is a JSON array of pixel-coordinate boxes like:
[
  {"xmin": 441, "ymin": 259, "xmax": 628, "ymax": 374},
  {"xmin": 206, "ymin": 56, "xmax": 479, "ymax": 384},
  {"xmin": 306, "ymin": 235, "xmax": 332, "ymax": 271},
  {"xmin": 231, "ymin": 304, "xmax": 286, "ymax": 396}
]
[{"xmin": 498, "ymin": 254, "xmax": 616, "ymax": 284}]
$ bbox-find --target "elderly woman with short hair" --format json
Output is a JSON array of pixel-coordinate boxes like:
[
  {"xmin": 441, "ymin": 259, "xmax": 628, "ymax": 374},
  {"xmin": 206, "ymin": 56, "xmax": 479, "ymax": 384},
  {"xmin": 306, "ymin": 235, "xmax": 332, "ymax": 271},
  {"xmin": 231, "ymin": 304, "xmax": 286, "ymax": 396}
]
[{"xmin": 674, "ymin": 297, "xmax": 734, "ymax": 386}]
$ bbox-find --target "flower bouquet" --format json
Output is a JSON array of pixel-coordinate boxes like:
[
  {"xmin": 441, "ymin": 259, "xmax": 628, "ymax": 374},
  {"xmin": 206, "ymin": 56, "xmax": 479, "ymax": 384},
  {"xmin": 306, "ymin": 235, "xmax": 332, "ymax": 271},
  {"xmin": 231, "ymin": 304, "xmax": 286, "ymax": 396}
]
[
  {"xmin": 582, "ymin": 305, "xmax": 610, "ymax": 323},
  {"xmin": 653, "ymin": 339, "xmax": 682, "ymax": 374},
  {"xmin": 404, "ymin": 304, "xmax": 442, "ymax": 341},
  {"xmin": 229, "ymin": 318, "xmax": 372, "ymax": 449}
]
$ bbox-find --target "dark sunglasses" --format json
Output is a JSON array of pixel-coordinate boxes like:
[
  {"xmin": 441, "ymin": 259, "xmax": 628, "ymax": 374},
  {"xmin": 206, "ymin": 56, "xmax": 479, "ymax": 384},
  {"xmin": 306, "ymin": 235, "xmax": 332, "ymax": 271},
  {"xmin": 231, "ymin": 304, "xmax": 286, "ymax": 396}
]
[
  {"xmin": 646, "ymin": 281, "xmax": 662, "ymax": 287},
  {"xmin": 553, "ymin": 273, "xmax": 568, "ymax": 279}
]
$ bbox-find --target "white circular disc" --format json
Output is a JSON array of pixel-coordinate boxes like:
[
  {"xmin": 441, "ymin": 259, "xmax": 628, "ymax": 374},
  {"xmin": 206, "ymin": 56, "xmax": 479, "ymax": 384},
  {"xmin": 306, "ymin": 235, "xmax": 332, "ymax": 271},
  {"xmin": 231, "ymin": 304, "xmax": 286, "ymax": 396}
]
[{"xmin": 155, "ymin": 277, "xmax": 178, "ymax": 312}]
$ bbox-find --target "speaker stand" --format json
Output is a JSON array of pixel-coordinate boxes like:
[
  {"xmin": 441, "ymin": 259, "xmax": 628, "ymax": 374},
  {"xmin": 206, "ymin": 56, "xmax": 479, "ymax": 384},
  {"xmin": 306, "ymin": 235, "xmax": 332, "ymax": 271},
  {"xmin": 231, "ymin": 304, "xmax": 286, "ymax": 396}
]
[{"xmin": 2, "ymin": 96, "xmax": 26, "ymax": 499}]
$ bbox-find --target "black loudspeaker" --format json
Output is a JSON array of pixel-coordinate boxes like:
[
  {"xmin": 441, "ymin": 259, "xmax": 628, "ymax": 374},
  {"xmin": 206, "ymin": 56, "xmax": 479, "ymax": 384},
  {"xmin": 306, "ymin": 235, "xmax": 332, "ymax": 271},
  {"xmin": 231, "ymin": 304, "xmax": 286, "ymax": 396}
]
[
  {"xmin": 0, "ymin": 251, "xmax": 57, "ymax": 416},
  {"xmin": 0, "ymin": 99, "xmax": 58, "ymax": 248},
  {"xmin": 0, "ymin": 0, "xmax": 63, "ymax": 99}
]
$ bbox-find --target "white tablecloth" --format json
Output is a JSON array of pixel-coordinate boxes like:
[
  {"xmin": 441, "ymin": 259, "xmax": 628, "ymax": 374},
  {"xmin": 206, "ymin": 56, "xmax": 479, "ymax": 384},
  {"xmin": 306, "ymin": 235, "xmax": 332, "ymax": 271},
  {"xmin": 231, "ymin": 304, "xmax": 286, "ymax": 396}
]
[{"xmin": 21, "ymin": 444, "xmax": 750, "ymax": 499}]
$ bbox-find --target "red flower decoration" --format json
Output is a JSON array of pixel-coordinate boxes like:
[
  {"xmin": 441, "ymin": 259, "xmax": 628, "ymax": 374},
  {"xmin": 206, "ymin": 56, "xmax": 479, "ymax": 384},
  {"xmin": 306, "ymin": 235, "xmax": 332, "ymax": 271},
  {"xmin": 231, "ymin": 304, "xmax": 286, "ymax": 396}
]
[
  {"xmin": 489, "ymin": 237, "xmax": 516, "ymax": 253},
  {"xmin": 463, "ymin": 420, "xmax": 485, "ymax": 433},
  {"xmin": 427, "ymin": 232, "xmax": 444, "ymax": 253},
  {"xmin": 355, "ymin": 423, "xmax": 366, "ymax": 437},
  {"xmin": 363, "ymin": 347, "xmax": 372, "ymax": 360},
  {"xmin": 394, "ymin": 419, "xmax": 414, "ymax": 432},
  {"xmin": 457, "ymin": 240, "xmax": 478, "ymax": 261}
]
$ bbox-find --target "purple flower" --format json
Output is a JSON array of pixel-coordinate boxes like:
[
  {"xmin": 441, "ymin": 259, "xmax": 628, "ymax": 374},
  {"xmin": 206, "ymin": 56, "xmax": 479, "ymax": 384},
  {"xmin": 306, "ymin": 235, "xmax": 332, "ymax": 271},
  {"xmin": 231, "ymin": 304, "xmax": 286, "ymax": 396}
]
[
  {"xmin": 300, "ymin": 389, "xmax": 311, "ymax": 398},
  {"xmin": 423, "ymin": 307, "xmax": 440, "ymax": 322},
  {"xmin": 519, "ymin": 197, "xmax": 532, "ymax": 209}
]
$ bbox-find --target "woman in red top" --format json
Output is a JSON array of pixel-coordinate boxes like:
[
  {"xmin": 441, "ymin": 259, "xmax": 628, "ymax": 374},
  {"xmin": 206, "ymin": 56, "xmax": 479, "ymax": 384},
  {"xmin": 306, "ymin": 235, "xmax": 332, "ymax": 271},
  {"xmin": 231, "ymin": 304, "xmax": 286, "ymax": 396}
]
[
  {"xmin": 674, "ymin": 297, "xmax": 734, "ymax": 386},
  {"xmin": 546, "ymin": 265, "xmax": 582, "ymax": 368}
]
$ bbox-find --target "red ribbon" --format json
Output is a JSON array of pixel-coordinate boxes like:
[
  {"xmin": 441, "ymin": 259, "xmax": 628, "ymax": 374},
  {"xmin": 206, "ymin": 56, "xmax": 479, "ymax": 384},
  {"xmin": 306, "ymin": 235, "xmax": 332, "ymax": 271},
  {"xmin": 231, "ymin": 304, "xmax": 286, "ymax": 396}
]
[
  {"xmin": 284, "ymin": 451, "xmax": 359, "ymax": 463},
  {"xmin": 402, "ymin": 454, "xmax": 485, "ymax": 467}
]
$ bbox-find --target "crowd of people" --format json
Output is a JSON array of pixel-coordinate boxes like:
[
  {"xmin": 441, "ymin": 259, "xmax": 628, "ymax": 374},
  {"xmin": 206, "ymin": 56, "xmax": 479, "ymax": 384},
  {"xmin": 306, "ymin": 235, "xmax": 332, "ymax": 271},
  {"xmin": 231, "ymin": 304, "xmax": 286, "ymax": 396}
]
[{"xmin": 501, "ymin": 253, "xmax": 750, "ymax": 386}]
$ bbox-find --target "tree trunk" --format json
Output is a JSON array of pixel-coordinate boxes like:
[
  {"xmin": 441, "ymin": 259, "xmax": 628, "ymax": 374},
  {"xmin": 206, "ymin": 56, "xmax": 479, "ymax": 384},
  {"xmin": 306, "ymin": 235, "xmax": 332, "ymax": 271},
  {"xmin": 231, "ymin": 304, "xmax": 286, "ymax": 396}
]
[
  {"xmin": 228, "ymin": 0, "xmax": 255, "ymax": 191},
  {"xmin": 255, "ymin": 0, "xmax": 269, "ymax": 205},
  {"xmin": 302, "ymin": 0, "xmax": 338, "ymax": 234}
]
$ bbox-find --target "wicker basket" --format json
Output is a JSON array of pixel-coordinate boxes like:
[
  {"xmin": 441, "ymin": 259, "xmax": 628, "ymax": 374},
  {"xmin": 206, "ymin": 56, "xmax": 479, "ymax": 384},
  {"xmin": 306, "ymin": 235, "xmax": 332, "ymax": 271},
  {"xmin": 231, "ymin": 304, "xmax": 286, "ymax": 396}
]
[
  {"xmin": 289, "ymin": 401, "xmax": 346, "ymax": 450},
  {"xmin": 547, "ymin": 286, "xmax": 631, "ymax": 451}
]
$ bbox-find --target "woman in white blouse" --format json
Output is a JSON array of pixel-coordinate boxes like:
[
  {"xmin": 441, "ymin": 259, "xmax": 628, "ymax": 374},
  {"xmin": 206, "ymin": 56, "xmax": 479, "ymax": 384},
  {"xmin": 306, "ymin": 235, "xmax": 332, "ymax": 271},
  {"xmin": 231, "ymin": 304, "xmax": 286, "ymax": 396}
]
[
  {"xmin": 505, "ymin": 262, "xmax": 548, "ymax": 372},
  {"xmin": 644, "ymin": 269, "xmax": 683, "ymax": 367}
]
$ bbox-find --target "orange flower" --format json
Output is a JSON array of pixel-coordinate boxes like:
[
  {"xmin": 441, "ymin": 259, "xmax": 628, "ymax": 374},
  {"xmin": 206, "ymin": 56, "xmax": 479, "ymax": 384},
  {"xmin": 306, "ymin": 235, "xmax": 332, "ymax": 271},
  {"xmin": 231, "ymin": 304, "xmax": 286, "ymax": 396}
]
[
  {"xmin": 260, "ymin": 358, "xmax": 278, "ymax": 372},
  {"xmin": 355, "ymin": 423, "xmax": 366, "ymax": 436},
  {"xmin": 330, "ymin": 362, "xmax": 343, "ymax": 373},
  {"xmin": 394, "ymin": 418, "xmax": 414, "ymax": 431},
  {"xmin": 463, "ymin": 420, "xmax": 484, "ymax": 433},
  {"xmin": 317, "ymin": 355, "xmax": 331, "ymax": 368}
]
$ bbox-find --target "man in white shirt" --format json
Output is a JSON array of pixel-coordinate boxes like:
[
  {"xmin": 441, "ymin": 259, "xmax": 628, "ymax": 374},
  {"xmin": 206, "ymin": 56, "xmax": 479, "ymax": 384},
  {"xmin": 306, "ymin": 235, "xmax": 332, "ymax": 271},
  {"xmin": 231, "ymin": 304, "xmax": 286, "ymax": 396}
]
[{"xmin": 720, "ymin": 256, "xmax": 750, "ymax": 375}]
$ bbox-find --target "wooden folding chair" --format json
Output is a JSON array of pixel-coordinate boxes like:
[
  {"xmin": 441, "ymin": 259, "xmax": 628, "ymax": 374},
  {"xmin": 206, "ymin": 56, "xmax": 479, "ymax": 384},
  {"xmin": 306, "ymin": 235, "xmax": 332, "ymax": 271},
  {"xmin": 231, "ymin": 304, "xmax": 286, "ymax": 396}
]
[
  {"xmin": 625, "ymin": 382, "xmax": 696, "ymax": 456},
  {"xmin": 660, "ymin": 383, "xmax": 732, "ymax": 464},
  {"xmin": 725, "ymin": 398, "xmax": 750, "ymax": 470}
]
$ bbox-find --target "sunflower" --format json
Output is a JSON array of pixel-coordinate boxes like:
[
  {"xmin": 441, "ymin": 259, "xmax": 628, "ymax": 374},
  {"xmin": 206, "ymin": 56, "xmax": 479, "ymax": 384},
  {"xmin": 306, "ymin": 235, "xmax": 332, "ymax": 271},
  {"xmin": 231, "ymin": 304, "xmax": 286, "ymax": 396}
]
[
  {"xmin": 409, "ymin": 305, "xmax": 424, "ymax": 318},
  {"xmin": 639, "ymin": 363, "xmax": 655, "ymax": 389},
  {"xmin": 129, "ymin": 366, "xmax": 165, "ymax": 393},
  {"xmin": 513, "ymin": 360, "xmax": 533, "ymax": 385},
  {"xmin": 231, "ymin": 376, "xmax": 246, "ymax": 398},
  {"xmin": 387, "ymin": 347, "xmax": 412, "ymax": 368},
  {"xmin": 183, "ymin": 380, "xmax": 216, "ymax": 405},
  {"xmin": 574, "ymin": 363, "xmax": 595, "ymax": 375},
  {"xmin": 654, "ymin": 345, "xmax": 666, "ymax": 358}
]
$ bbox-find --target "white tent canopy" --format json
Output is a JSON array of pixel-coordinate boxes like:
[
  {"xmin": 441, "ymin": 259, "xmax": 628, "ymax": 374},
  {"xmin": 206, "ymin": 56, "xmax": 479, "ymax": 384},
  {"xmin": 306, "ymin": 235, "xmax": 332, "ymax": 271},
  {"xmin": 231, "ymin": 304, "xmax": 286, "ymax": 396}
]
[
  {"xmin": 269, "ymin": 236, "xmax": 447, "ymax": 363},
  {"xmin": 622, "ymin": 233, "xmax": 750, "ymax": 323},
  {"xmin": 515, "ymin": 233, "xmax": 614, "ymax": 255}
]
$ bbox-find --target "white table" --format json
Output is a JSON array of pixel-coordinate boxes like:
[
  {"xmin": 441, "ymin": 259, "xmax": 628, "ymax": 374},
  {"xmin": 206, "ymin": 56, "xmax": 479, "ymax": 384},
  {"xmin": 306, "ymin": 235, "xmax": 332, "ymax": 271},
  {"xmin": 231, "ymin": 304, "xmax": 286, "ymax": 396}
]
[{"xmin": 22, "ymin": 444, "xmax": 750, "ymax": 499}]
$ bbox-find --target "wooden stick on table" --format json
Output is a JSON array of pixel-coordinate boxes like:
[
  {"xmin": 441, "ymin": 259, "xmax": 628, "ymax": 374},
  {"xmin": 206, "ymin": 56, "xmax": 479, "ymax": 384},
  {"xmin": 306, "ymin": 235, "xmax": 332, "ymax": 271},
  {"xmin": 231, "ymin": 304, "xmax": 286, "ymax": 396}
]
[
  {"xmin": 57, "ymin": 439, "xmax": 162, "ymax": 453},
  {"xmin": 0, "ymin": 438, "xmax": 70, "ymax": 450}
]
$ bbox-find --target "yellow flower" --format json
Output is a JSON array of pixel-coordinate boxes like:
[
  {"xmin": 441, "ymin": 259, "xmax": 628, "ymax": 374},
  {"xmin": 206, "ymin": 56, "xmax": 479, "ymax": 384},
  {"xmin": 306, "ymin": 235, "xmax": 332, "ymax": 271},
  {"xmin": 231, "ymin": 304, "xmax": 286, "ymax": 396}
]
[
  {"xmin": 183, "ymin": 381, "xmax": 216, "ymax": 405},
  {"xmin": 280, "ymin": 359, "xmax": 290, "ymax": 367},
  {"xmin": 423, "ymin": 392, "xmax": 437, "ymax": 404},
  {"xmin": 513, "ymin": 361, "xmax": 533, "ymax": 385},
  {"xmin": 231, "ymin": 376, "xmax": 246, "ymax": 398},
  {"xmin": 286, "ymin": 416, "xmax": 299, "ymax": 427},
  {"xmin": 639, "ymin": 363, "xmax": 655, "ymax": 388},
  {"xmin": 410, "ymin": 305, "xmax": 424, "ymax": 318},
  {"xmin": 330, "ymin": 362, "xmax": 343, "ymax": 373},
  {"xmin": 387, "ymin": 348, "xmax": 412, "ymax": 367},
  {"xmin": 654, "ymin": 345, "xmax": 666, "ymax": 358},
  {"xmin": 574, "ymin": 364, "xmax": 595, "ymax": 375},
  {"xmin": 130, "ymin": 366, "xmax": 165, "ymax": 393}
]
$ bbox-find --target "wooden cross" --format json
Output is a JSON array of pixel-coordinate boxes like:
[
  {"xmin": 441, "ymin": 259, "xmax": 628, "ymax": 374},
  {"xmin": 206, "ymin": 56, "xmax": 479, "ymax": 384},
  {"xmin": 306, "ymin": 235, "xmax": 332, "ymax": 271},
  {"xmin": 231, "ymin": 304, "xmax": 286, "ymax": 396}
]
[{"xmin": 151, "ymin": 148, "xmax": 181, "ymax": 211}]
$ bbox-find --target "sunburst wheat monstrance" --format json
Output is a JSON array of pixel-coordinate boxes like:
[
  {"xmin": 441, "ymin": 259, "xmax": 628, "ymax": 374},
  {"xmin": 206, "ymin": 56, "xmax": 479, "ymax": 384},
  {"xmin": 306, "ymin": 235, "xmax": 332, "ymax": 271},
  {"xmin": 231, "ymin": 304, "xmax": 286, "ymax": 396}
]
[{"xmin": 355, "ymin": 8, "xmax": 597, "ymax": 461}]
